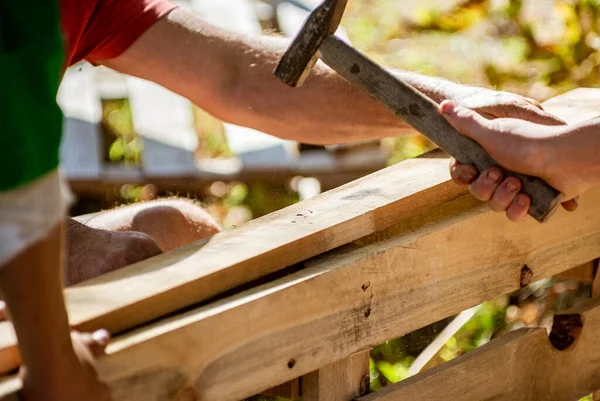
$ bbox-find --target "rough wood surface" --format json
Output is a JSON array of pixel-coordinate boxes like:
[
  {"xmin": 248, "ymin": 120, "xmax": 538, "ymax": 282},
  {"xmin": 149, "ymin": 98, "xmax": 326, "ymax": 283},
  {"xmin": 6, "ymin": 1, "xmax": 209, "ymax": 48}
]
[
  {"xmin": 0, "ymin": 89, "xmax": 595, "ymax": 382},
  {"xmin": 0, "ymin": 186, "xmax": 589, "ymax": 401},
  {"xmin": 0, "ymin": 150, "xmax": 465, "ymax": 377},
  {"xmin": 302, "ymin": 350, "xmax": 370, "ymax": 401},
  {"xmin": 2, "ymin": 182, "xmax": 600, "ymax": 400},
  {"xmin": 319, "ymin": 35, "xmax": 562, "ymax": 222},
  {"xmin": 357, "ymin": 298, "xmax": 600, "ymax": 401},
  {"xmin": 260, "ymin": 379, "xmax": 300, "ymax": 399},
  {"xmin": 594, "ymin": 266, "xmax": 600, "ymax": 297},
  {"xmin": 554, "ymin": 261, "xmax": 596, "ymax": 282},
  {"xmin": 96, "ymin": 188, "xmax": 600, "ymax": 400}
]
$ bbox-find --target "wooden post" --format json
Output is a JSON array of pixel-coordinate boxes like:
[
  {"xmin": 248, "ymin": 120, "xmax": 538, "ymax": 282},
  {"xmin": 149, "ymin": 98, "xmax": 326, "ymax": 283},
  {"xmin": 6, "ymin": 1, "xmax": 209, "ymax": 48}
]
[
  {"xmin": 302, "ymin": 351, "xmax": 370, "ymax": 401},
  {"xmin": 260, "ymin": 379, "xmax": 301, "ymax": 399},
  {"xmin": 554, "ymin": 261, "xmax": 596, "ymax": 283},
  {"xmin": 593, "ymin": 260, "xmax": 600, "ymax": 298}
]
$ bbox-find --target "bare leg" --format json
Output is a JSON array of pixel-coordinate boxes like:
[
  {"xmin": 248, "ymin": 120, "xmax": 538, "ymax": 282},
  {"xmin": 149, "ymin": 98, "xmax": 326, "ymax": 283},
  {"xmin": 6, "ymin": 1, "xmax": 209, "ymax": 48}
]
[
  {"xmin": 65, "ymin": 219, "xmax": 162, "ymax": 286},
  {"xmin": 65, "ymin": 198, "xmax": 221, "ymax": 285},
  {"xmin": 0, "ymin": 223, "xmax": 110, "ymax": 401},
  {"xmin": 81, "ymin": 198, "xmax": 221, "ymax": 252}
]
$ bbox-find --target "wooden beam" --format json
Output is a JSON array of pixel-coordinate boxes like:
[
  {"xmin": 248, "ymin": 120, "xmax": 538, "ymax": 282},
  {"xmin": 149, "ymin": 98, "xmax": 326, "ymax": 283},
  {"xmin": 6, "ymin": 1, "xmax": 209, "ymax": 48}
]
[
  {"xmin": 0, "ymin": 89, "xmax": 597, "ymax": 394},
  {"xmin": 260, "ymin": 379, "xmax": 301, "ymax": 399},
  {"xmin": 302, "ymin": 350, "xmax": 370, "ymax": 401},
  {"xmin": 59, "ymin": 87, "xmax": 598, "ymax": 335},
  {"xmin": 98, "ymin": 188, "xmax": 600, "ymax": 400},
  {"xmin": 594, "ymin": 264, "xmax": 600, "ymax": 298},
  {"xmin": 554, "ymin": 261, "xmax": 596, "ymax": 282},
  {"xmin": 356, "ymin": 298, "xmax": 600, "ymax": 401},
  {"xmin": 0, "ymin": 186, "xmax": 588, "ymax": 401},
  {"xmin": 0, "ymin": 150, "xmax": 469, "ymax": 377},
  {"xmin": 2, "ymin": 185, "xmax": 600, "ymax": 400}
]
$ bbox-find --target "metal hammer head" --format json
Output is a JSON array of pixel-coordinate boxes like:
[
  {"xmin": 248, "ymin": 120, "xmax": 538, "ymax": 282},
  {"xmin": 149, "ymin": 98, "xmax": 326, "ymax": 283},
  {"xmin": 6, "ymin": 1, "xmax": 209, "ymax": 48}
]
[{"xmin": 274, "ymin": 0, "xmax": 348, "ymax": 87}]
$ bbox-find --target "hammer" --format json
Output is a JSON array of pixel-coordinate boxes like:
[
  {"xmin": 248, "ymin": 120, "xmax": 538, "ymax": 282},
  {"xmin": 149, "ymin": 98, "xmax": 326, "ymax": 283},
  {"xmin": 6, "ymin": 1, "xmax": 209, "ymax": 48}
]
[{"xmin": 274, "ymin": 0, "xmax": 563, "ymax": 223}]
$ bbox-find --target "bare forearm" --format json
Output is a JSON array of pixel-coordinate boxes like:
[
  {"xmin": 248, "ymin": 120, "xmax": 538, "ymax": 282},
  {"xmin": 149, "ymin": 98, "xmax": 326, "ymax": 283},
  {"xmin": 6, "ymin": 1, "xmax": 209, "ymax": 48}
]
[
  {"xmin": 557, "ymin": 117, "xmax": 600, "ymax": 188},
  {"xmin": 104, "ymin": 8, "xmax": 458, "ymax": 144}
]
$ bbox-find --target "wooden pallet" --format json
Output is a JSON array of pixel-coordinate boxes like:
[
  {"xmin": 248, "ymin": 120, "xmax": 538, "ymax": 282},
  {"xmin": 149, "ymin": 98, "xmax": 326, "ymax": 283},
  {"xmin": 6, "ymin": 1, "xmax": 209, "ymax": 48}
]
[{"xmin": 0, "ymin": 88, "xmax": 599, "ymax": 401}]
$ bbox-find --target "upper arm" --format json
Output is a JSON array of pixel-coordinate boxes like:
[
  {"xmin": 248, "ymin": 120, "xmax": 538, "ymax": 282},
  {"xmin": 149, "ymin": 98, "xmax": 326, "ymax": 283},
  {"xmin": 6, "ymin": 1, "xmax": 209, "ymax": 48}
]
[
  {"xmin": 61, "ymin": 0, "xmax": 176, "ymax": 66},
  {"xmin": 100, "ymin": 8, "xmax": 238, "ymax": 121}
]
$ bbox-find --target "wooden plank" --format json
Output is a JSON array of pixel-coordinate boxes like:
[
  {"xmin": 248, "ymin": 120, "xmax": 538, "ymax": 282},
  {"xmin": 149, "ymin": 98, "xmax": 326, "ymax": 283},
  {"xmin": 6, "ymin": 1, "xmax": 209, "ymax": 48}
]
[
  {"xmin": 357, "ymin": 298, "xmax": 600, "ymax": 401},
  {"xmin": 63, "ymin": 153, "xmax": 468, "ymax": 334},
  {"xmin": 594, "ymin": 264, "xmax": 600, "ymax": 297},
  {"xmin": 25, "ymin": 186, "xmax": 600, "ymax": 401},
  {"xmin": 302, "ymin": 351, "xmax": 370, "ymax": 401},
  {"xmin": 260, "ymin": 379, "xmax": 301, "ymax": 399},
  {"xmin": 0, "ymin": 89, "xmax": 593, "ymax": 377},
  {"xmin": 88, "ymin": 187, "xmax": 600, "ymax": 400},
  {"xmin": 0, "ymin": 149, "xmax": 466, "ymax": 377},
  {"xmin": 554, "ymin": 261, "xmax": 596, "ymax": 282},
  {"xmin": 540, "ymin": 88, "xmax": 600, "ymax": 124},
  {"xmin": 2, "ymin": 187, "xmax": 600, "ymax": 400}
]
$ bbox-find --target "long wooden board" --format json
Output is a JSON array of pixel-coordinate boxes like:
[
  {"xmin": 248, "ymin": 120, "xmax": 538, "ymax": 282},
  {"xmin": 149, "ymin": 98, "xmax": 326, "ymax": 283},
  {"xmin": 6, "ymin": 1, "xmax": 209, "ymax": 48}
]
[
  {"xmin": 303, "ymin": 351, "xmax": 370, "ymax": 401},
  {"xmin": 0, "ymin": 150, "xmax": 465, "ymax": 376},
  {"xmin": 357, "ymin": 298, "xmax": 600, "ymax": 401},
  {"xmin": 100, "ymin": 188, "xmax": 600, "ymax": 400},
  {"xmin": 0, "ymin": 185, "xmax": 591, "ymax": 401},
  {"xmin": 2, "ymin": 173, "xmax": 600, "ymax": 399},
  {"xmin": 0, "ymin": 89, "xmax": 596, "ymax": 380}
]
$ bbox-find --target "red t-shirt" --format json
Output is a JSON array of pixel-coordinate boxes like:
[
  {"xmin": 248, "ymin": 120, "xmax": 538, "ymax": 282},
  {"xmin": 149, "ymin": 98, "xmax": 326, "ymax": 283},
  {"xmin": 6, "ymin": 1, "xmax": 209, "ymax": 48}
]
[{"xmin": 59, "ymin": 0, "xmax": 177, "ymax": 66}]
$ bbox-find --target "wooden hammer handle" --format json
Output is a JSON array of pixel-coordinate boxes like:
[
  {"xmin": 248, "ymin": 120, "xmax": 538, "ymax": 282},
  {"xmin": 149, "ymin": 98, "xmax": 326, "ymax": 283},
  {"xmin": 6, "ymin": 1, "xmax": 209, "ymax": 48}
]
[{"xmin": 320, "ymin": 36, "xmax": 563, "ymax": 222}]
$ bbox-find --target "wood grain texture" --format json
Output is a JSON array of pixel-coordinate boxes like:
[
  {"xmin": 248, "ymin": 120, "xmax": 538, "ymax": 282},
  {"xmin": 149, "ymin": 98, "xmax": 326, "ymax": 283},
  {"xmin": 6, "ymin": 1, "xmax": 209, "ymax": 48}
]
[
  {"xmin": 0, "ymin": 89, "xmax": 596, "ymax": 394},
  {"xmin": 540, "ymin": 88, "xmax": 600, "ymax": 124},
  {"xmin": 357, "ymin": 298, "xmax": 600, "ymax": 401},
  {"xmin": 554, "ymin": 261, "xmax": 596, "ymax": 282},
  {"xmin": 2, "ymin": 187, "xmax": 600, "ymax": 400},
  {"xmin": 593, "ymin": 266, "xmax": 600, "ymax": 298},
  {"xmin": 319, "ymin": 35, "xmax": 563, "ymax": 222},
  {"xmin": 24, "ymin": 186, "xmax": 599, "ymax": 401},
  {"xmin": 0, "ymin": 150, "xmax": 464, "ymax": 377},
  {"xmin": 260, "ymin": 378, "xmax": 300, "ymax": 399},
  {"xmin": 302, "ymin": 351, "xmax": 370, "ymax": 401}
]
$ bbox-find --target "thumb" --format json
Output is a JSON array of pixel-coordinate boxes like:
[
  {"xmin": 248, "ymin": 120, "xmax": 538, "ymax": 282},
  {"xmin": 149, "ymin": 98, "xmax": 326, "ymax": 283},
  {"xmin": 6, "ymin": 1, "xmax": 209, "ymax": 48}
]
[{"xmin": 440, "ymin": 100, "xmax": 494, "ymax": 145}]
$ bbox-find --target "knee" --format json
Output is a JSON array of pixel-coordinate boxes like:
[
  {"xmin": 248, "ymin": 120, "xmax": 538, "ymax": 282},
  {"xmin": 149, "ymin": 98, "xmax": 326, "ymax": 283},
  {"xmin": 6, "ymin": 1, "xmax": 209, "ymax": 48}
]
[
  {"xmin": 65, "ymin": 222, "xmax": 162, "ymax": 286},
  {"xmin": 130, "ymin": 199, "xmax": 221, "ymax": 252}
]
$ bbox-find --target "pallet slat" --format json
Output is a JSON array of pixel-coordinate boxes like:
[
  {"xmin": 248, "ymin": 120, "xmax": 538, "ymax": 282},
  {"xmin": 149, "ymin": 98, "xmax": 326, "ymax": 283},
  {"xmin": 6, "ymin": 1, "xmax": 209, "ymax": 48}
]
[
  {"xmin": 302, "ymin": 351, "xmax": 370, "ymax": 401},
  {"xmin": 81, "ymin": 186, "xmax": 600, "ymax": 401},
  {"xmin": 2, "ymin": 188, "xmax": 600, "ymax": 400},
  {"xmin": 0, "ymin": 89, "xmax": 596, "ymax": 376},
  {"xmin": 357, "ymin": 298, "xmax": 600, "ymax": 401}
]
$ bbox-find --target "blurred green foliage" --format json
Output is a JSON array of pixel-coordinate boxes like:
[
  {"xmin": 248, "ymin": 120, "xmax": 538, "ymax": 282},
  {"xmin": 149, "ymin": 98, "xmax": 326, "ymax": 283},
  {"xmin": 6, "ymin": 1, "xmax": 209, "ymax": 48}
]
[
  {"xmin": 101, "ymin": 98, "xmax": 142, "ymax": 165},
  {"xmin": 344, "ymin": 0, "xmax": 600, "ymax": 165}
]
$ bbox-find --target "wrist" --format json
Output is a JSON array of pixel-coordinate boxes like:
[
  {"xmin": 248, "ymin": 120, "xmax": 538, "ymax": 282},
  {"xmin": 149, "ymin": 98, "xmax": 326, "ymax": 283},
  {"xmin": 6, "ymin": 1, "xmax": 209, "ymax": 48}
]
[
  {"xmin": 390, "ymin": 69, "xmax": 456, "ymax": 103},
  {"xmin": 546, "ymin": 121, "xmax": 599, "ymax": 195},
  {"xmin": 561, "ymin": 118, "xmax": 600, "ymax": 188}
]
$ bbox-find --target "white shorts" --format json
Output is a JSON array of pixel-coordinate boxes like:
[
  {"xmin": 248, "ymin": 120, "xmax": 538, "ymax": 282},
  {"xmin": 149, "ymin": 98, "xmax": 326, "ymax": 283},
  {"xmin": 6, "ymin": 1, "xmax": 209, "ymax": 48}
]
[{"xmin": 0, "ymin": 169, "xmax": 72, "ymax": 267}]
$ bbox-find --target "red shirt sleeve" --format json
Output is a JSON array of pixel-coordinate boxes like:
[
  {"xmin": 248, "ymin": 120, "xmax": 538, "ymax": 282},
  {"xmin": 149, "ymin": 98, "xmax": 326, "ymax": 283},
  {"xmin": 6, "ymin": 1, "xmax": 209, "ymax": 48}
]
[{"xmin": 59, "ymin": 0, "xmax": 178, "ymax": 66}]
